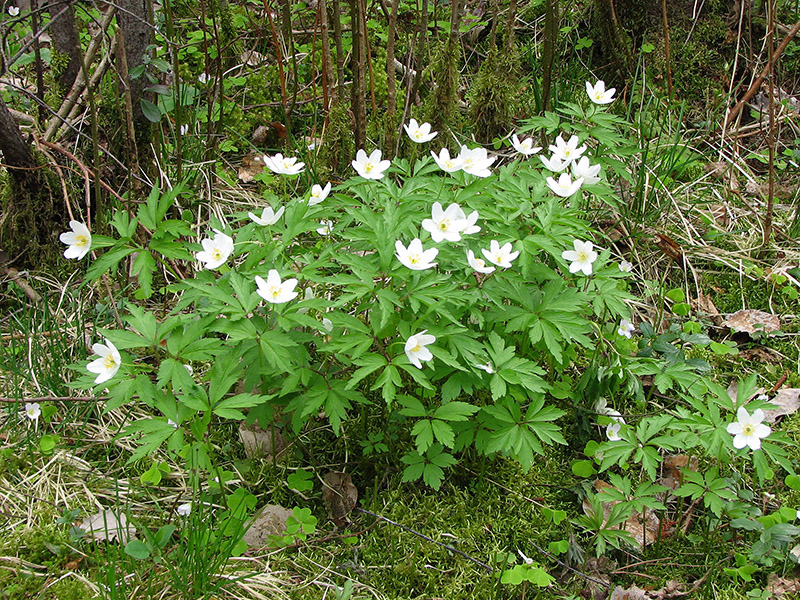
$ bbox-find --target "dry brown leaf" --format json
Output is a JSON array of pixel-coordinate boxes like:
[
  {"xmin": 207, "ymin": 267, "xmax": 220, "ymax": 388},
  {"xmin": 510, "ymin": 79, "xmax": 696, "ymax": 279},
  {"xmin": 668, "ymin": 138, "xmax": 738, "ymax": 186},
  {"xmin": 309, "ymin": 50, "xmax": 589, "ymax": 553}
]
[
  {"xmin": 653, "ymin": 233, "xmax": 684, "ymax": 264},
  {"xmin": 766, "ymin": 573, "xmax": 800, "ymax": 598},
  {"xmin": 238, "ymin": 422, "xmax": 288, "ymax": 461},
  {"xmin": 322, "ymin": 471, "xmax": 358, "ymax": 528},
  {"xmin": 722, "ymin": 309, "xmax": 780, "ymax": 335},
  {"xmin": 242, "ymin": 504, "xmax": 292, "ymax": 548},
  {"xmin": 660, "ymin": 454, "xmax": 699, "ymax": 491},
  {"xmin": 739, "ymin": 346, "xmax": 783, "ymax": 364},
  {"xmin": 238, "ymin": 152, "xmax": 266, "ymax": 182},
  {"xmin": 762, "ymin": 388, "xmax": 800, "ymax": 424},
  {"xmin": 693, "ymin": 292, "xmax": 722, "ymax": 325},
  {"xmin": 610, "ymin": 581, "xmax": 685, "ymax": 600},
  {"xmin": 610, "ymin": 585, "xmax": 650, "ymax": 600},
  {"xmin": 240, "ymin": 50, "xmax": 269, "ymax": 66},
  {"xmin": 79, "ymin": 510, "xmax": 136, "ymax": 543}
]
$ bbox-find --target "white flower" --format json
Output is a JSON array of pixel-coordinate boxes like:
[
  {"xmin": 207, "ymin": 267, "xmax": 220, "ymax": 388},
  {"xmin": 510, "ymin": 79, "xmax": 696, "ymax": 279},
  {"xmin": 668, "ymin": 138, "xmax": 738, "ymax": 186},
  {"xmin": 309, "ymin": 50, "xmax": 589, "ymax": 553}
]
[
  {"xmin": 405, "ymin": 330, "xmax": 436, "ymax": 369},
  {"xmin": 422, "ymin": 202, "xmax": 467, "ymax": 243},
  {"xmin": 511, "ymin": 134, "xmax": 541, "ymax": 156},
  {"xmin": 321, "ymin": 317, "xmax": 333, "ymax": 332},
  {"xmin": 255, "ymin": 269, "xmax": 299, "ymax": 304},
  {"xmin": 618, "ymin": 319, "xmax": 635, "ymax": 338},
  {"xmin": 167, "ymin": 419, "xmax": 178, "ymax": 428},
  {"xmin": 466, "ymin": 249, "xmax": 495, "ymax": 274},
  {"xmin": 548, "ymin": 134, "xmax": 587, "ymax": 165},
  {"xmin": 619, "ymin": 260, "xmax": 633, "ymax": 273},
  {"xmin": 727, "ymin": 406, "xmax": 771, "ymax": 451},
  {"xmin": 87, "ymin": 339, "xmax": 122, "ymax": 384},
  {"xmin": 546, "ymin": 173, "xmax": 584, "ymax": 197},
  {"xmin": 561, "ymin": 240, "xmax": 598, "ymax": 276},
  {"xmin": 431, "ymin": 148, "xmax": 463, "ymax": 173},
  {"xmin": 184, "ymin": 364, "xmax": 194, "ymax": 376},
  {"xmin": 596, "ymin": 399, "xmax": 625, "ymax": 425},
  {"xmin": 352, "ymin": 149, "xmax": 391, "ymax": 179},
  {"xmin": 316, "ymin": 220, "xmax": 334, "ymax": 235},
  {"xmin": 263, "ymin": 153, "xmax": 305, "ymax": 175},
  {"xmin": 177, "ymin": 503, "xmax": 192, "ymax": 517},
  {"xmin": 571, "ymin": 156, "xmax": 602, "ymax": 185},
  {"xmin": 403, "ymin": 118, "xmax": 438, "ymax": 143},
  {"xmin": 248, "ymin": 205, "xmax": 285, "ymax": 226},
  {"xmin": 457, "ymin": 145, "xmax": 496, "ymax": 178},
  {"xmin": 25, "ymin": 402, "xmax": 41, "ymax": 421},
  {"xmin": 539, "ymin": 154, "xmax": 570, "ymax": 172},
  {"xmin": 308, "ymin": 182, "xmax": 332, "ymax": 206},
  {"xmin": 8, "ymin": 5, "xmax": 20, "ymax": 15},
  {"xmin": 606, "ymin": 421, "xmax": 623, "ymax": 441},
  {"xmin": 481, "ymin": 240, "xmax": 519, "ymax": 269},
  {"xmin": 198, "ymin": 72, "xmax": 210, "ymax": 84},
  {"xmin": 586, "ymin": 80, "xmax": 616, "ymax": 105},
  {"xmin": 454, "ymin": 206, "xmax": 480, "ymax": 235},
  {"xmin": 395, "ymin": 238, "xmax": 438, "ymax": 271},
  {"xmin": 180, "ymin": 124, "xmax": 189, "ymax": 136},
  {"xmin": 475, "ymin": 361, "xmax": 494, "ymax": 374},
  {"xmin": 195, "ymin": 229, "xmax": 234, "ymax": 270},
  {"xmin": 518, "ymin": 550, "xmax": 534, "ymax": 565},
  {"xmin": 59, "ymin": 221, "xmax": 92, "ymax": 260}
]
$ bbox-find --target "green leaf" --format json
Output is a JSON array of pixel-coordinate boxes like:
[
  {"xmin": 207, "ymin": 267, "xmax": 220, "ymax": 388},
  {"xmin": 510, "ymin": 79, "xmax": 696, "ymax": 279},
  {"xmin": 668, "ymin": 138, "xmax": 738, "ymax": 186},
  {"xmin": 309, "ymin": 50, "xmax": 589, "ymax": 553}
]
[
  {"xmin": 124, "ymin": 540, "xmax": 151, "ymax": 560},
  {"xmin": 154, "ymin": 525, "xmax": 176, "ymax": 549},
  {"xmin": 433, "ymin": 401, "xmax": 479, "ymax": 422},
  {"xmin": 85, "ymin": 247, "xmax": 137, "ymax": 281},
  {"xmin": 398, "ymin": 396, "xmax": 427, "ymax": 417},
  {"xmin": 132, "ymin": 251, "xmax": 156, "ymax": 299},
  {"xmin": 140, "ymin": 98, "xmax": 162, "ymax": 123},
  {"xmin": 431, "ymin": 419, "xmax": 455, "ymax": 448},
  {"xmin": 571, "ymin": 459, "xmax": 596, "ymax": 477}
]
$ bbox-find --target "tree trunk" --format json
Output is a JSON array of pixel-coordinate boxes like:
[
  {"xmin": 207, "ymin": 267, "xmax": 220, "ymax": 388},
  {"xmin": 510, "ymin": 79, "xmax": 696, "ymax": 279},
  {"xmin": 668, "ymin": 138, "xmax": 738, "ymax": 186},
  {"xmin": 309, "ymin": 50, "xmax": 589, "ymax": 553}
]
[
  {"xmin": 44, "ymin": 0, "xmax": 82, "ymax": 96},
  {"xmin": 350, "ymin": 0, "xmax": 367, "ymax": 148},
  {"xmin": 0, "ymin": 97, "xmax": 61, "ymax": 266},
  {"xmin": 116, "ymin": 0, "xmax": 152, "ymax": 129},
  {"xmin": 0, "ymin": 97, "xmax": 37, "ymax": 181}
]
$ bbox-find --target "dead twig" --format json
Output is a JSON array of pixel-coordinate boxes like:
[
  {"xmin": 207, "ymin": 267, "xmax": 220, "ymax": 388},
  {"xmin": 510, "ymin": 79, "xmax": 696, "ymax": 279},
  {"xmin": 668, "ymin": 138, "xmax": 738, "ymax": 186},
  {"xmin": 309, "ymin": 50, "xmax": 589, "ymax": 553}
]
[{"xmin": 722, "ymin": 17, "xmax": 800, "ymax": 130}]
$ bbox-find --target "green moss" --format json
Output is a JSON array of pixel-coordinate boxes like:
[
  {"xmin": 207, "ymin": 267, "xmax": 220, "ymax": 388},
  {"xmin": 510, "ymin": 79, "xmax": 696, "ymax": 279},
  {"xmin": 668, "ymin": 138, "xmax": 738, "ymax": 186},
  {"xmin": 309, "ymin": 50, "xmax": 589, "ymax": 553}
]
[
  {"xmin": 467, "ymin": 47, "xmax": 522, "ymax": 143},
  {"xmin": 421, "ymin": 40, "xmax": 461, "ymax": 139}
]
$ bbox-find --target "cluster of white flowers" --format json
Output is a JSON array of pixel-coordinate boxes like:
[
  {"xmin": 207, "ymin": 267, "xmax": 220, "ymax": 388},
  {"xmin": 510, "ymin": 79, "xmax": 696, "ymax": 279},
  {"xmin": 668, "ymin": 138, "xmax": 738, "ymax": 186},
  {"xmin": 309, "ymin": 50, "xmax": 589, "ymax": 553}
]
[
  {"xmin": 430, "ymin": 145, "xmax": 496, "ymax": 177},
  {"xmin": 62, "ymin": 91, "xmax": 625, "ymax": 420},
  {"xmin": 595, "ymin": 398, "xmax": 626, "ymax": 441}
]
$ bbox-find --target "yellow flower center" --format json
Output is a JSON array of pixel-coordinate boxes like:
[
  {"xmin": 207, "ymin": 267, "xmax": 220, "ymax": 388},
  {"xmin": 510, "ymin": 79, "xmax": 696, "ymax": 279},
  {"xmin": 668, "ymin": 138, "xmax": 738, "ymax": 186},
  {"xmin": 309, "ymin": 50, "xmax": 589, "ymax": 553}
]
[
  {"xmin": 445, "ymin": 160, "xmax": 454, "ymax": 168},
  {"xmin": 464, "ymin": 158, "xmax": 473, "ymax": 167},
  {"xmin": 415, "ymin": 132, "xmax": 423, "ymax": 140},
  {"xmin": 411, "ymin": 344, "xmax": 421, "ymax": 353},
  {"xmin": 476, "ymin": 259, "xmax": 486, "ymax": 268},
  {"xmin": 103, "ymin": 355, "xmax": 117, "ymax": 370},
  {"xmin": 521, "ymin": 140, "xmax": 531, "ymax": 149},
  {"xmin": 439, "ymin": 219, "xmax": 450, "ymax": 231},
  {"xmin": 270, "ymin": 286, "xmax": 282, "ymax": 299},
  {"xmin": 364, "ymin": 162, "xmax": 374, "ymax": 173},
  {"xmin": 409, "ymin": 254, "xmax": 420, "ymax": 265},
  {"xmin": 211, "ymin": 248, "xmax": 222, "ymax": 261},
  {"xmin": 75, "ymin": 235, "xmax": 89, "ymax": 247},
  {"xmin": 576, "ymin": 251, "xmax": 588, "ymax": 262},
  {"xmin": 742, "ymin": 424, "xmax": 755, "ymax": 436}
]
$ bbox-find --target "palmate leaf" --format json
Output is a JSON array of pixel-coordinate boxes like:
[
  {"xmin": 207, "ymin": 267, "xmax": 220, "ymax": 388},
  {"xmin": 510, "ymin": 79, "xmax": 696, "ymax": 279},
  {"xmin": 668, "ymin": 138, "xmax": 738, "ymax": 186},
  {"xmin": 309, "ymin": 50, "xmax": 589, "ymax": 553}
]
[
  {"xmin": 482, "ymin": 397, "xmax": 566, "ymax": 470},
  {"xmin": 212, "ymin": 393, "xmax": 271, "ymax": 420}
]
